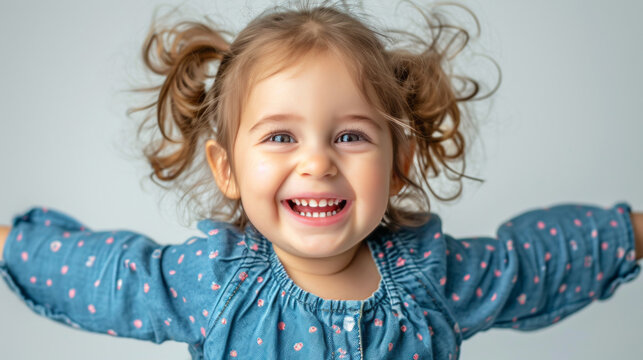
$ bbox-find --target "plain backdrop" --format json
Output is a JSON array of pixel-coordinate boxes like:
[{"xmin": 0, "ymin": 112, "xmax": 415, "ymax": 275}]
[{"xmin": 1, "ymin": 0, "xmax": 642, "ymax": 359}]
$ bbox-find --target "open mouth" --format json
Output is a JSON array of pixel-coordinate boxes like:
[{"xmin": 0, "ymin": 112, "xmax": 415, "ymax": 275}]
[{"xmin": 284, "ymin": 199, "xmax": 348, "ymax": 218}]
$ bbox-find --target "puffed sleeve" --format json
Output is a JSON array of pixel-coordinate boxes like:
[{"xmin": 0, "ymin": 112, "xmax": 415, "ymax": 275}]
[
  {"xmin": 432, "ymin": 203, "xmax": 640, "ymax": 339},
  {"xmin": 0, "ymin": 206, "xmax": 242, "ymax": 345}
]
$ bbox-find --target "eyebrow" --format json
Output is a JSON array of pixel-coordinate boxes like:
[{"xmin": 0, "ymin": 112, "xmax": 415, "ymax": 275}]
[{"xmin": 248, "ymin": 113, "xmax": 384, "ymax": 133}]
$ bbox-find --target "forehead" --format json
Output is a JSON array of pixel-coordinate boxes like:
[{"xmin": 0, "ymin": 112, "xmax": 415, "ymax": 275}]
[
  {"xmin": 239, "ymin": 49, "xmax": 384, "ymax": 127},
  {"xmin": 247, "ymin": 48, "xmax": 359, "ymax": 95}
]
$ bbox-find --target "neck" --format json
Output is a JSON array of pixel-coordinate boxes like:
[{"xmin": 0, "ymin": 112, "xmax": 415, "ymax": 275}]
[{"xmin": 272, "ymin": 242, "xmax": 364, "ymax": 277}]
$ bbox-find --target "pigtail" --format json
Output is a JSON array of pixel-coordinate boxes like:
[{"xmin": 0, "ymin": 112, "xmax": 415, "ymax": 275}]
[
  {"xmin": 394, "ymin": 49, "xmax": 473, "ymax": 195},
  {"xmin": 382, "ymin": 3, "xmax": 494, "ymax": 230},
  {"xmin": 128, "ymin": 17, "xmax": 230, "ymax": 183},
  {"xmin": 125, "ymin": 11, "xmax": 243, "ymax": 227}
]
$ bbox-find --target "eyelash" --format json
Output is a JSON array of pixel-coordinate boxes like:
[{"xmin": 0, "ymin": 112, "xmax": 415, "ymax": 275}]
[{"xmin": 263, "ymin": 128, "xmax": 370, "ymax": 144}]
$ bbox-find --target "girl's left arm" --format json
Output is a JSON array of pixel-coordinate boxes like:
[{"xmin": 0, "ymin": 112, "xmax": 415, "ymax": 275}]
[
  {"xmin": 414, "ymin": 202, "xmax": 641, "ymax": 340},
  {"xmin": 632, "ymin": 213, "xmax": 643, "ymax": 260}
]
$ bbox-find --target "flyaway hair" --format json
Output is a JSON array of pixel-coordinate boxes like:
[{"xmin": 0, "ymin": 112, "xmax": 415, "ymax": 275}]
[{"xmin": 127, "ymin": 0, "xmax": 497, "ymax": 231}]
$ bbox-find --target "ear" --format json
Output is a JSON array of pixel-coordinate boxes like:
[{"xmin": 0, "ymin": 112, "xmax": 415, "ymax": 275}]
[
  {"xmin": 390, "ymin": 140, "xmax": 415, "ymax": 196},
  {"xmin": 205, "ymin": 139, "xmax": 241, "ymax": 199}
]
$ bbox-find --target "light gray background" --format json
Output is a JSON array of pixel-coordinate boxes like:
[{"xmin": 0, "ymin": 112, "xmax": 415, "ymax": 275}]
[{"xmin": 1, "ymin": 0, "xmax": 642, "ymax": 359}]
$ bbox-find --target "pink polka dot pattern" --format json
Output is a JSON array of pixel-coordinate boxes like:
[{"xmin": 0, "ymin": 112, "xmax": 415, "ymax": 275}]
[{"xmin": 1, "ymin": 203, "xmax": 638, "ymax": 358}]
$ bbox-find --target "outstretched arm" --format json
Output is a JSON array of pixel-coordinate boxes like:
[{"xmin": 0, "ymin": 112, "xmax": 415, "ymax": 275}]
[
  {"xmin": 423, "ymin": 203, "xmax": 640, "ymax": 338},
  {"xmin": 633, "ymin": 213, "xmax": 643, "ymax": 261},
  {"xmin": 0, "ymin": 226, "xmax": 9, "ymax": 261},
  {"xmin": 0, "ymin": 207, "xmax": 240, "ymax": 344}
]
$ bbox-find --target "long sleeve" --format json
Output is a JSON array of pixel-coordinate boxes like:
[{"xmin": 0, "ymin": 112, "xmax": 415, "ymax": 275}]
[
  {"xmin": 399, "ymin": 202, "xmax": 640, "ymax": 342},
  {"xmin": 0, "ymin": 206, "xmax": 241, "ymax": 345},
  {"xmin": 436, "ymin": 203, "xmax": 640, "ymax": 339}
]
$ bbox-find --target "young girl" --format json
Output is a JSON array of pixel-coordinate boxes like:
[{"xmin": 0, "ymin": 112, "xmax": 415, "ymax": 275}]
[{"xmin": 1, "ymin": 1, "xmax": 642, "ymax": 359}]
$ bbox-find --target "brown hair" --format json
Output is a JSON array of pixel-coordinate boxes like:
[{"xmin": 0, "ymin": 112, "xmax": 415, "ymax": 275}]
[{"xmin": 128, "ymin": 0, "xmax": 495, "ymax": 231}]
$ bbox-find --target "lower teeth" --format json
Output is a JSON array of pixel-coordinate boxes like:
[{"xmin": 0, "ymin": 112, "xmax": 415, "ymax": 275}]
[{"xmin": 299, "ymin": 210, "xmax": 338, "ymax": 218}]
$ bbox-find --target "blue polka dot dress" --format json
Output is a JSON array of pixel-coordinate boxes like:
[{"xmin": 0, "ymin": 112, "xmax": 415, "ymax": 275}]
[{"xmin": 1, "ymin": 203, "xmax": 639, "ymax": 359}]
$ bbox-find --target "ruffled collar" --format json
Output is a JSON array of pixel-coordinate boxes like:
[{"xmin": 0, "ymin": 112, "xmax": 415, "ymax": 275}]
[{"xmin": 240, "ymin": 221, "xmax": 392, "ymax": 312}]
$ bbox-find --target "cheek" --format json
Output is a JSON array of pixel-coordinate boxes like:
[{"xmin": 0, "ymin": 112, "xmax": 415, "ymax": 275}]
[
  {"xmin": 256, "ymin": 160, "xmax": 269, "ymax": 175},
  {"xmin": 241, "ymin": 155, "xmax": 283, "ymax": 195},
  {"xmin": 347, "ymin": 155, "xmax": 392, "ymax": 203}
]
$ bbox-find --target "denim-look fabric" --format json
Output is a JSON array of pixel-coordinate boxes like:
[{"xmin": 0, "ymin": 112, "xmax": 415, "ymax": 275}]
[{"xmin": 1, "ymin": 203, "xmax": 639, "ymax": 359}]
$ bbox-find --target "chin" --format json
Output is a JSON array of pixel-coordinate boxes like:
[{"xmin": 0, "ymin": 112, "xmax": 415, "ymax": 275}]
[{"xmin": 291, "ymin": 237, "xmax": 357, "ymax": 258}]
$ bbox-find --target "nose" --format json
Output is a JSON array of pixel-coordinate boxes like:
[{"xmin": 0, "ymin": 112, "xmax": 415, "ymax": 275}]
[{"xmin": 295, "ymin": 147, "xmax": 338, "ymax": 178}]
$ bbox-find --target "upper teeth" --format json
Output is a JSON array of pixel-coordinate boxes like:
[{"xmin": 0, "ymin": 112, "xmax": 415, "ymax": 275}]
[{"xmin": 291, "ymin": 198, "xmax": 341, "ymax": 207}]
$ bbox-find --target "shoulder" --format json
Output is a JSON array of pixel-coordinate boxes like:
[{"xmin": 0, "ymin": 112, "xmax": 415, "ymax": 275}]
[
  {"xmin": 197, "ymin": 219, "xmax": 243, "ymax": 239},
  {"xmin": 196, "ymin": 219, "xmax": 245, "ymax": 257},
  {"xmin": 369, "ymin": 212, "xmax": 447, "ymax": 271},
  {"xmin": 388, "ymin": 212, "xmax": 444, "ymax": 247}
]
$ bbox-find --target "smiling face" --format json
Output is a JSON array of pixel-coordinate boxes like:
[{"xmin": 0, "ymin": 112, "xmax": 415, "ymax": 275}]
[{"xmin": 207, "ymin": 51, "xmax": 398, "ymax": 264}]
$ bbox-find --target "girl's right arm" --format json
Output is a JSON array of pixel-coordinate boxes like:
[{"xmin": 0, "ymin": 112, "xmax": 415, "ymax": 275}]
[
  {"xmin": 0, "ymin": 226, "xmax": 8, "ymax": 261},
  {"xmin": 0, "ymin": 206, "xmax": 239, "ymax": 345}
]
